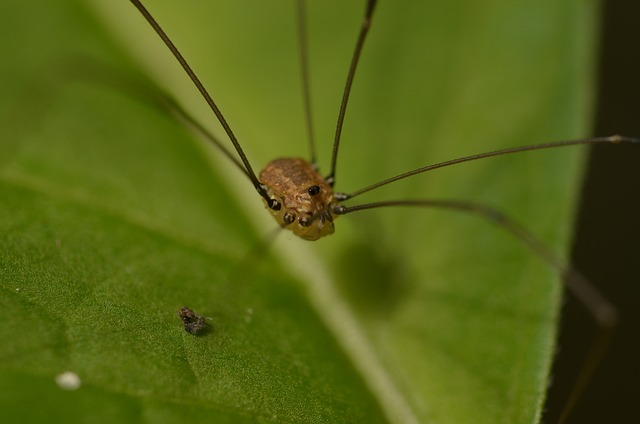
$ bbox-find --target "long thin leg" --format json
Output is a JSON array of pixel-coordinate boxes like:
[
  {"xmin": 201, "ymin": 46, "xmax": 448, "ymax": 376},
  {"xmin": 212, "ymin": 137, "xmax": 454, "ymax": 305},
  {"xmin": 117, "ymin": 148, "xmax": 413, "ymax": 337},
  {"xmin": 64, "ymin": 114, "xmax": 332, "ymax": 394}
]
[
  {"xmin": 129, "ymin": 0, "xmax": 274, "ymax": 205},
  {"xmin": 326, "ymin": 0, "xmax": 378, "ymax": 186},
  {"xmin": 296, "ymin": 0, "xmax": 317, "ymax": 166},
  {"xmin": 334, "ymin": 198, "xmax": 617, "ymax": 422},
  {"xmin": 338, "ymin": 136, "xmax": 640, "ymax": 200}
]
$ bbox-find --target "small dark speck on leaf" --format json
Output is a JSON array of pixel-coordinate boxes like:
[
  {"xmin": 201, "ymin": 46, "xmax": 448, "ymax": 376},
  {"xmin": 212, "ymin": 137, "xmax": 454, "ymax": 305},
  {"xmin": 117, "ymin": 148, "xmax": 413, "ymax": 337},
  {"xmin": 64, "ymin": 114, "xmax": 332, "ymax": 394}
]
[{"xmin": 178, "ymin": 306, "xmax": 207, "ymax": 335}]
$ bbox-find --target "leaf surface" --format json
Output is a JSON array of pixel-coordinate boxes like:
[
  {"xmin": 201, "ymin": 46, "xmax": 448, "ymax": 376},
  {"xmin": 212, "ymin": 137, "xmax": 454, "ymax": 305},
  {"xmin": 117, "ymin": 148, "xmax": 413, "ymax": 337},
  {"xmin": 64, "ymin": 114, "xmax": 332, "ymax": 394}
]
[{"xmin": 0, "ymin": 1, "xmax": 598, "ymax": 422}]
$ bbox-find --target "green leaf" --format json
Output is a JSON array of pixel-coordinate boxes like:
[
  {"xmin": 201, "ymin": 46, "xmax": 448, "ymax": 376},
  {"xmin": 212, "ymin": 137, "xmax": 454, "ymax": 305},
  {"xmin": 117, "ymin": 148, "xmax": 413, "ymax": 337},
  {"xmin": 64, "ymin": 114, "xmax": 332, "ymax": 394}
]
[{"xmin": 0, "ymin": 0, "xmax": 598, "ymax": 423}]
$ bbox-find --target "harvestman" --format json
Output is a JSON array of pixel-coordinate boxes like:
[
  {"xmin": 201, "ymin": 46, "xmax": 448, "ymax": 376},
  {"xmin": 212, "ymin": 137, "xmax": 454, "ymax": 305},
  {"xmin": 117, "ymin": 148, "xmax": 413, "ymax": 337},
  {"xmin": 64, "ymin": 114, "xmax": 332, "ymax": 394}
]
[{"xmin": 129, "ymin": 0, "xmax": 638, "ymax": 421}]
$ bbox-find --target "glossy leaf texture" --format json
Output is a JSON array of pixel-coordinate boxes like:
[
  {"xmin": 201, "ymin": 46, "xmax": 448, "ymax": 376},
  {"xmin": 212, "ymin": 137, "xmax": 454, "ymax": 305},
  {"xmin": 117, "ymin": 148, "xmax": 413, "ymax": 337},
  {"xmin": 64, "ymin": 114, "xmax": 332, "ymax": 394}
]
[{"xmin": 0, "ymin": 0, "xmax": 598, "ymax": 423}]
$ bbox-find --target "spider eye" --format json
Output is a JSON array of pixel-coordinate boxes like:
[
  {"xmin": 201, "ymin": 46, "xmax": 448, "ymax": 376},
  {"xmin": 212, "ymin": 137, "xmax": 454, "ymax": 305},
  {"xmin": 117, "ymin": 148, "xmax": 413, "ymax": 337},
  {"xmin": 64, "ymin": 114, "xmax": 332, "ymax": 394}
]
[
  {"xmin": 283, "ymin": 212, "xmax": 296, "ymax": 225},
  {"xmin": 269, "ymin": 199, "xmax": 282, "ymax": 210},
  {"xmin": 299, "ymin": 216, "xmax": 312, "ymax": 227},
  {"xmin": 307, "ymin": 185, "xmax": 321, "ymax": 196}
]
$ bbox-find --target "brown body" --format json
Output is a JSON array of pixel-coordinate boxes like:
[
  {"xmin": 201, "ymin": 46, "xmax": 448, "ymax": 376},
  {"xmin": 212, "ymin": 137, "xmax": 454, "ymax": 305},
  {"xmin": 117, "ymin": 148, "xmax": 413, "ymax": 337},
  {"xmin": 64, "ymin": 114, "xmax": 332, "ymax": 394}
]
[{"xmin": 259, "ymin": 158, "xmax": 338, "ymax": 241}]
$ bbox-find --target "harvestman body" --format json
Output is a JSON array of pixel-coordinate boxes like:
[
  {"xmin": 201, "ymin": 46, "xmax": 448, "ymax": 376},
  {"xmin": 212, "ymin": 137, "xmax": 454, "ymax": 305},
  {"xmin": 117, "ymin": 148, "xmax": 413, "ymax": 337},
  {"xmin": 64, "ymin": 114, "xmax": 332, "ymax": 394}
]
[
  {"xmin": 129, "ymin": 0, "xmax": 638, "ymax": 422},
  {"xmin": 259, "ymin": 158, "xmax": 337, "ymax": 240}
]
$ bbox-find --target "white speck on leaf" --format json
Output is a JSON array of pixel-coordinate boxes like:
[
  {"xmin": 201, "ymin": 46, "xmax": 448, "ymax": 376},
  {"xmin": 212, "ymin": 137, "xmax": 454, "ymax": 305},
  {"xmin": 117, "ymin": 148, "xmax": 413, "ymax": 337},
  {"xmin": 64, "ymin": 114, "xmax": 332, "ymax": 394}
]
[
  {"xmin": 245, "ymin": 307, "xmax": 254, "ymax": 323},
  {"xmin": 55, "ymin": 371, "xmax": 81, "ymax": 390}
]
